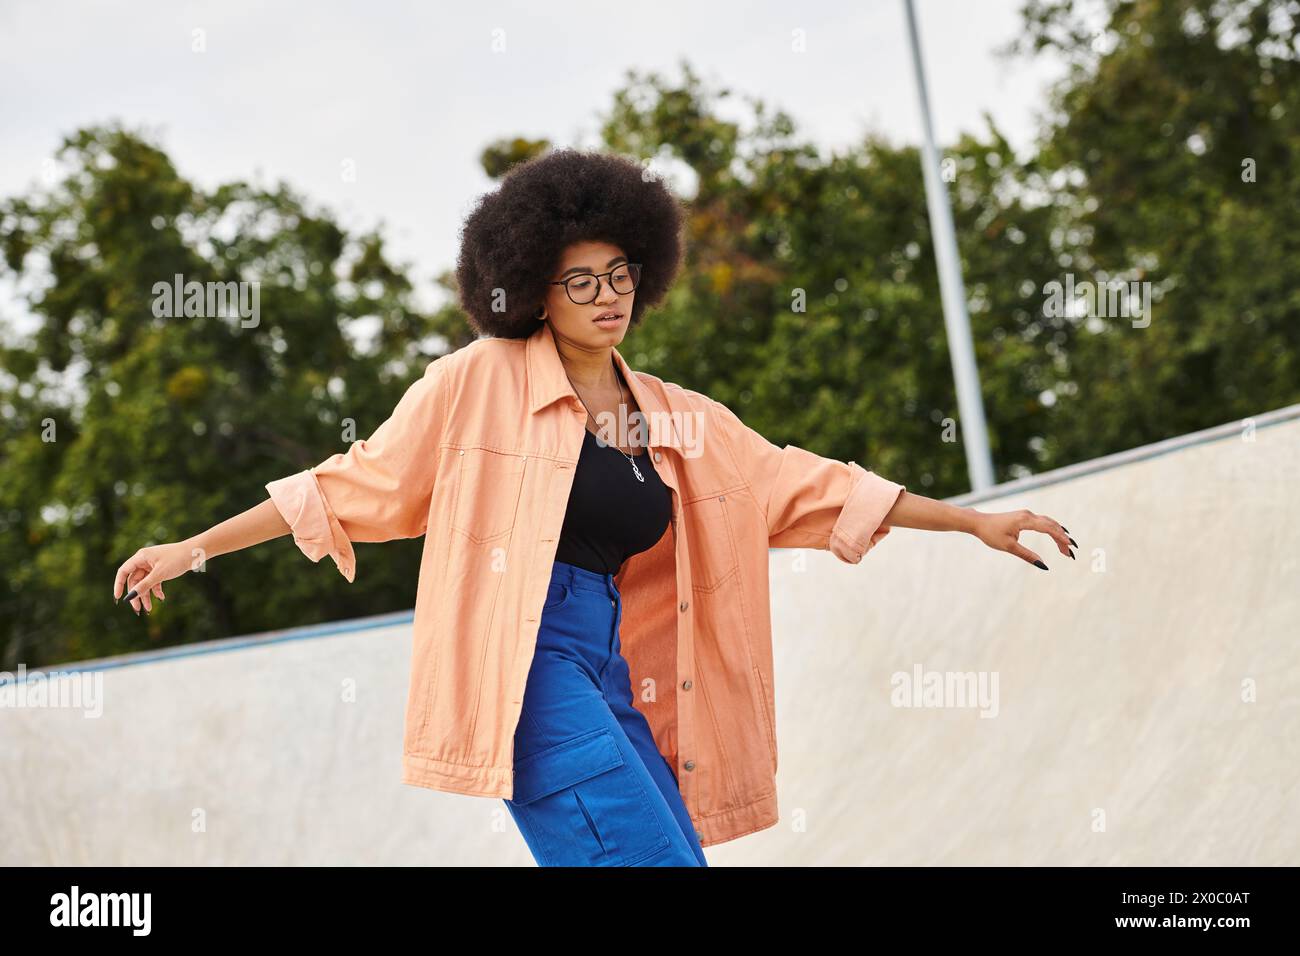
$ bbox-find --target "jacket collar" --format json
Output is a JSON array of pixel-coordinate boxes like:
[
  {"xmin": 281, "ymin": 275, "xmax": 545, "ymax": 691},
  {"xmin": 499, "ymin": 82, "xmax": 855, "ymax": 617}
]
[{"xmin": 525, "ymin": 319, "xmax": 685, "ymax": 450}]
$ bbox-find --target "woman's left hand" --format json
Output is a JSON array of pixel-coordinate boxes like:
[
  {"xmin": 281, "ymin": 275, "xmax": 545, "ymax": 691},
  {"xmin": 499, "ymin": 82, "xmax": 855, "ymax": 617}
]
[{"xmin": 972, "ymin": 509, "xmax": 1077, "ymax": 570}]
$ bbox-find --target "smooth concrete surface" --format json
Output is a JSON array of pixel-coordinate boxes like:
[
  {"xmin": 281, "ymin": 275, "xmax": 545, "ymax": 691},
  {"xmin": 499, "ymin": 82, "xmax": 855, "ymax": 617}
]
[{"xmin": 2, "ymin": 407, "xmax": 1297, "ymax": 865}]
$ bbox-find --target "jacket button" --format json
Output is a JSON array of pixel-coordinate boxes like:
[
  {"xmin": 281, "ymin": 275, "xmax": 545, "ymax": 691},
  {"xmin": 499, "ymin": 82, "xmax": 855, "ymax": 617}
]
[
  {"xmin": 681, "ymin": 679, "xmax": 692, "ymax": 690},
  {"xmin": 654, "ymin": 452, "xmax": 661, "ymax": 462},
  {"xmin": 679, "ymin": 600, "xmax": 689, "ymax": 612},
  {"xmin": 696, "ymin": 829, "xmax": 704, "ymax": 841},
  {"xmin": 683, "ymin": 760, "xmax": 695, "ymax": 772},
  {"xmin": 458, "ymin": 449, "xmax": 465, "ymax": 456},
  {"xmin": 718, "ymin": 495, "xmax": 725, "ymax": 502}
]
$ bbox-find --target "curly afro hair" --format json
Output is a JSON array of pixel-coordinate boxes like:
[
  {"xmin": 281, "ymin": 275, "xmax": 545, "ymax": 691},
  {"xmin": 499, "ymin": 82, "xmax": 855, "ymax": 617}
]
[{"xmin": 454, "ymin": 148, "xmax": 686, "ymax": 339}]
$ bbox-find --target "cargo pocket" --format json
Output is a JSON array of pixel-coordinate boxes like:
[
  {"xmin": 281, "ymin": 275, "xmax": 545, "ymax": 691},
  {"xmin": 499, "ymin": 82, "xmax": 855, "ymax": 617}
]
[{"xmin": 508, "ymin": 728, "xmax": 669, "ymax": 866}]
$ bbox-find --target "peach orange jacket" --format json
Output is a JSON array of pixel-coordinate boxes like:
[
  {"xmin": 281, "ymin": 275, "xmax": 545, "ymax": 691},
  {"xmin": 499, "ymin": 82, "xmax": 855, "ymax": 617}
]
[{"xmin": 265, "ymin": 320, "xmax": 906, "ymax": 847}]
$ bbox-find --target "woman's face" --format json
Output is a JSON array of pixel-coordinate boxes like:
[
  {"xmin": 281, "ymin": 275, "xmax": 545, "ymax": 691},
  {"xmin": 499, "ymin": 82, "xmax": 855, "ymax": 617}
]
[{"xmin": 542, "ymin": 240, "xmax": 636, "ymax": 349}]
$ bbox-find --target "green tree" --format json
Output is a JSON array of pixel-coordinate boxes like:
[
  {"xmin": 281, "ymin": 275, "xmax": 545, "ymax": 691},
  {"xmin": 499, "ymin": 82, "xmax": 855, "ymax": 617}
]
[
  {"xmin": 0, "ymin": 125, "xmax": 447, "ymax": 667},
  {"xmin": 6, "ymin": 9, "xmax": 1298, "ymax": 665},
  {"xmin": 1009, "ymin": 0, "xmax": 1300, "ymax": 459}
]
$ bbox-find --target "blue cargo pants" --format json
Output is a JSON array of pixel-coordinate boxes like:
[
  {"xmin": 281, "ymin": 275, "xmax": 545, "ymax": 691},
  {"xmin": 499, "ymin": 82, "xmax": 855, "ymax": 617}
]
[{"xmin": 503, "ymin": 560, "xmax": 709, "ymax": 867}]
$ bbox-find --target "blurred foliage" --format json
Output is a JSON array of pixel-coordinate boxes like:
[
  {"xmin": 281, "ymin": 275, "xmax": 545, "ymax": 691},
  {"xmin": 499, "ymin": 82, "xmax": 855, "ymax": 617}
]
[
  {"xmin": 1006, "ymin": 0, "xmax": 1300, "ymax": 460},
  {"xmin": 0, "ymin": 127, "xmax": 446, "ymax": 665},
  {"xmin": 2, "ymin": 0, "xmax": 1297, "ymax": 665}
]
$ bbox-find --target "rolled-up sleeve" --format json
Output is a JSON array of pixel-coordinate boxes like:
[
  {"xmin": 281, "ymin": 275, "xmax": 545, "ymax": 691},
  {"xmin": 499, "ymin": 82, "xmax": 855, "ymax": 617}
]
[
  {"xmin": 265, "ymin": 355, "xmax": 451, "ymax": 582},
  {"xmin": 707, "ymin": 397, "xmax": 906, "ymax": 564}
]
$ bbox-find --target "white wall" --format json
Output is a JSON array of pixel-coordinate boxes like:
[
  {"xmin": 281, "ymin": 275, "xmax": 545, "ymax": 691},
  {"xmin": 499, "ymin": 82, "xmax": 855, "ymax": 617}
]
[{"xmin": 3, "ymin": 408, "xmax": 1297, "ymax": 865}]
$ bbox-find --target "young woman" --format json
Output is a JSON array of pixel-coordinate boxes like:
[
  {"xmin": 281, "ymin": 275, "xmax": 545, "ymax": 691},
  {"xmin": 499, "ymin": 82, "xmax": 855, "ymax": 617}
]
[{"xmin": 112, "ymin": 149, "xmax": 1076, "ymax": 867}]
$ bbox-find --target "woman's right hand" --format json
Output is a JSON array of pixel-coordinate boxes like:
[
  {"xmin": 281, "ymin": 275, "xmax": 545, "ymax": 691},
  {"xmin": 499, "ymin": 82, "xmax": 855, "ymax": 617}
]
[{"xmin": 113, "ymin": 540, "xmax": 204, "ymax": 614}]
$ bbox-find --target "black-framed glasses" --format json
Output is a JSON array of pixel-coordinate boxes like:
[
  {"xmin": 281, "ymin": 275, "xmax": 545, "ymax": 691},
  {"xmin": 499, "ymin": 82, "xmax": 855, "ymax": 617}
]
[{"xmin": 549, "ymin": 262, "xmax": 642, "ymax": 305}]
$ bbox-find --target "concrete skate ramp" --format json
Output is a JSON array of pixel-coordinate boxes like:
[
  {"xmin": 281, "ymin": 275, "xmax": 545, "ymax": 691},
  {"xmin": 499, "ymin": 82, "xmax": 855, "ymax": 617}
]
[{"xmin": 2, "ymin": 405, "xmax": 1297, "ymax": 865}]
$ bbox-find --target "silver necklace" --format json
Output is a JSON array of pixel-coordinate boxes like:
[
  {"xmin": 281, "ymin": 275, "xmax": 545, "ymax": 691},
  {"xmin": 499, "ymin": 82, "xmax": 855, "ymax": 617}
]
[{"xmin": 567, "ymin": 359, "xmax": 645, "ymax": 483}]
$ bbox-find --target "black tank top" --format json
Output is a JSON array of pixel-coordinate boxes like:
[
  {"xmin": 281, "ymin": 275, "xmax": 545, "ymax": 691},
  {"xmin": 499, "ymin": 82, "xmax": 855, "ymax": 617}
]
[{"xmin": 553, "ymin": 425, "xmax": 672, "ymax": 575}]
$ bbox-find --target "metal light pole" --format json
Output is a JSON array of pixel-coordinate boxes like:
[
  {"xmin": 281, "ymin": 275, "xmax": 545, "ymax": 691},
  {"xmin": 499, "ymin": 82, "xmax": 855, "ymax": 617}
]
[{"xmin": 903, "ymin": 0, "xmax": 995, "ymax": 491}]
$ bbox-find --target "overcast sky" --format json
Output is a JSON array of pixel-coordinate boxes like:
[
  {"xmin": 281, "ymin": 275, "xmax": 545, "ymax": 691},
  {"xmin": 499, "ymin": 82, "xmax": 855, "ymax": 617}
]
[{"xmin": 0, "ymin": 0, "xmax": 1068, "ymax": 323}]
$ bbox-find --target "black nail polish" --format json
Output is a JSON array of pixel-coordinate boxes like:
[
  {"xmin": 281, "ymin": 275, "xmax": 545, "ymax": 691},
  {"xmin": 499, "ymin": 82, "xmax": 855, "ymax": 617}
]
[
  {"xmin": 1068, "ymin": 550, "xmax": 1075, "ymax": 560},
  {"xmin": 1034, "ymin": 560, "xmax": 1048, "ymax": 570},
  {"xmin": 1069, "ymin": 537, "xmax": 1078, "ymax": 548},
  {"xmin": 124, "ymin": 588, "xmax": 137, "ymax": 602},
  {"xmin": 1062, "ymin": 526, "xmax": 1070, "ymax": 534}
]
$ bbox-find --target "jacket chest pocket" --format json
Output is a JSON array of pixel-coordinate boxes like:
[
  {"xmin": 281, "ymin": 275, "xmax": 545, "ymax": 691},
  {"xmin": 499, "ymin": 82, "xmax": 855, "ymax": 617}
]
[
  {"xmin": 450, "ymin": 447, "xmax": 528, "ymax": 543},
  {"xmin": 684, "ymin": 492, "xmax": 740, "ymax": 592}
]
